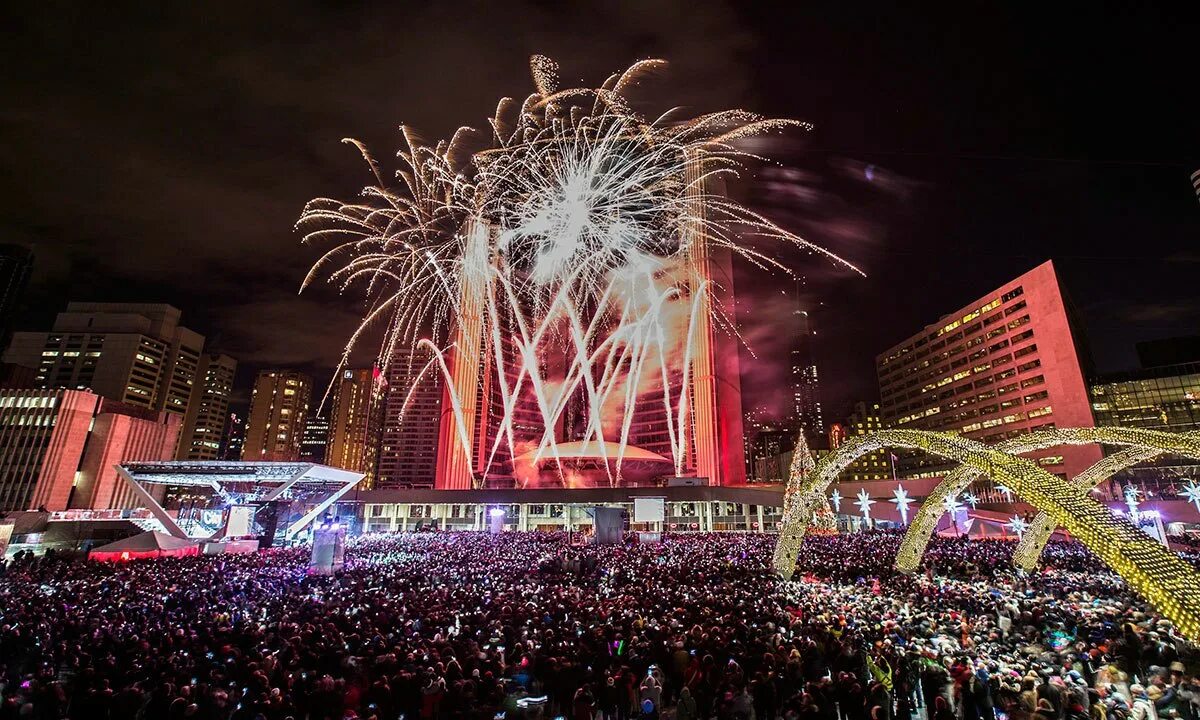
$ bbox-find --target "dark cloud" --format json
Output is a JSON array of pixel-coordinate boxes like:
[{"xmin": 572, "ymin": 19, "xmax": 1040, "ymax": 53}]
[{"xmin": 2, "ymin": 1, "xmax": 1198, "ymax": 414}]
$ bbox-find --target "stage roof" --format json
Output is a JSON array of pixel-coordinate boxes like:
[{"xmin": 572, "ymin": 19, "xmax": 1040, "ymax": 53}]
[{"xmin": 118, "ymin": 461, "xmax": 366, "ymax": 541}]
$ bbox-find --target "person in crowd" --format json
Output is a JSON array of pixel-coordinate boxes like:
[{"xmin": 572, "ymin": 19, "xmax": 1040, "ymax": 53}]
[{"xmin": 0, "ymin": 529, "xmax": 1196, "ymax": 720}]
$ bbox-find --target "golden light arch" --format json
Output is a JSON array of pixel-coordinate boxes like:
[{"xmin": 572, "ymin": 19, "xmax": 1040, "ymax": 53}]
[
  {"xmin": 1012, "ymin": 430, "xmax": 1200, "ymax": 570},
  {"xmin": 894, "ymin": 427, "xmax": 1200, "ymax": 572},
  {"xmin": 772, "ymin": 429, "xmax": 1200, "ymax": 641}
]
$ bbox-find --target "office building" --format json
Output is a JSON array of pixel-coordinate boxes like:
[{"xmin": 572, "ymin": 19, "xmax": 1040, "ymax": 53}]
[
  {"xmin": 1091, "ymin": 362, "xmax": 1200, "ymax": 433},
  {"xmin": 377, "ymin": 347, "xmax": 443, "ymax": 489},
  {"xmin": 0, "ymin": 389, "xmax": 181, "ymax": 511},
  {"xmin": 176, "ymin": 354, "xmax": 236, "ymax": 460},
  {"xmin": 327, "ymin": 368, "xmax": 382, "ymax": 482},
  {"xmin": 299, "ymin": 414, "xmax": 330, "ymax": 464},
  {"xmin": 0, "ymin": 244, "xmax": 33, "ymax": 352},
  {"xmin": 4, "ymin": 303, "xmax": 204, "ymax": 418},
  {"xmin": 829, "ymin": 401, "xmax": 890, "ymax": 483},
  {"xmin": 876, "ymin": 260, "xmax": 1099, "ymax": 479},
  {"xmin": 242, "ymin": 370, "xmax": 312, "ymax": 461},
  {"xmin": 790, "ymin": 304, "xmax": 823, "ymax": 443},
  {"xmin": 219, "ymin": 410, "xmax": 246, "ymax": 461}
]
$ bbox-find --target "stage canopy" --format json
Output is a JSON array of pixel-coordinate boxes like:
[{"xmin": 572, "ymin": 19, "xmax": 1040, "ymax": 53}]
[
  {"xmin": 89, "ymin": 530, "xmax": 199, "ymax": 561},
  {"xmin": 118, "ymin": 461, "xmax": 366, "ymax": 541}
]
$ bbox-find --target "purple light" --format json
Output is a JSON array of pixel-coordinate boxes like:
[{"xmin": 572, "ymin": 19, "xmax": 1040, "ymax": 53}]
[{"xmin": 489, "ymin": 508, "xmax": 506, "ymax": 518}]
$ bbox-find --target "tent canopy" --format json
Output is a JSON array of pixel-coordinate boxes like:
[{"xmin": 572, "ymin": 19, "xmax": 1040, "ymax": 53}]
[{"xmin": 89, "ymin": 530, "xmax": 198, "ymax": 561}]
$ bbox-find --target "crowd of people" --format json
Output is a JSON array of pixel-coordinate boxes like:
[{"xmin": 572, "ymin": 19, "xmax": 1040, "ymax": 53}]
[{"xmin": 0, "ymin": 529, "xmax": 1197, "ymax": 720}]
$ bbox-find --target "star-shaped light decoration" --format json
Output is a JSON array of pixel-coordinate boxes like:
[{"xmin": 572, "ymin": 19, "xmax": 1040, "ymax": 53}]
[
  {"xmin": 829, "ymin": 488, "xmax": 843, "ymax": 513},
  {"xmin": 963, "ymin": 492, "xmax": 980, "ymax": 510},
  {"xmin": 855, "ymin": 489, "xmax": 876, "ymax": 522},
  {"xmin": 995, "ymin": 484, "xmax": 1014, "ymax": 501},
  {"xmin": 1006, "ymin": 515, "xmax": 1029, "ymax": 538},
  {"xmin": 1183, "ymin": 480, "xmax": 1200, "ymax": 513},
  {"xmin": 890, "ymin": 485, "xmax": 915, "ymax": 525},
  {"xmin": 942, "ymin": 494, "xmax": 963, "ymax": 518}
]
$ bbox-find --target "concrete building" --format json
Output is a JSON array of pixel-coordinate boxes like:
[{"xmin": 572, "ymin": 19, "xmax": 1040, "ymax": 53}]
[
  {"xmin": 299, "ymin": 414, "xmax": 330, "ymax": 464},
  {"xmin": 4, "ymin": 303, "xmax": 204, "ymax": 420},
  {"xmin": 242, "ymin": 370, "xmax": 311, "ymax": 461},
  {"xmin": 327, "ymin": 368, "xmax": 382, "ymax": 482},
  {"xmin": 377, "ymin": 347, "xmax": 442, "ymax": 489},
  {"xmin": 0, "ymin": 389, "xmax": 181, "ymax": 511},
  {"xmin": 176, "ymin": 354, "xmax": 236, "ymax": 460},
  {"xmin": 876, "ymin": 260, "xmax": 1099, "ymax": 480}
]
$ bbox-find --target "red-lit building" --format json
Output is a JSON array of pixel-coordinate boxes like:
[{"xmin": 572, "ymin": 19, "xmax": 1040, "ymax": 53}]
[
  {"xmin": 875, "ymin": 260, "xmax": 1100, "ymax": 480},
  {"xmin": 0, "ymin": 389, "xmax": 181, "ymax": 511}
]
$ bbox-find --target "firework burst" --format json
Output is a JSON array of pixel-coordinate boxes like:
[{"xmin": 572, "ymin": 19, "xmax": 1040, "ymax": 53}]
[{"xmin": 299, "ymin": 55, "xmax": 861, "ymax": 487}]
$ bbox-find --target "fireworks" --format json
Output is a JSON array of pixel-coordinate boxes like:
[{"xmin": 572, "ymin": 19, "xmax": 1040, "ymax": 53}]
[{"xmin": 299, "ymin": 55, "xmax": 860, "ymax": 486}]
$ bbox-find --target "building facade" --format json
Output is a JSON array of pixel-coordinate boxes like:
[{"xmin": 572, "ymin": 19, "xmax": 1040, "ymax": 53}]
[
  {"xmin": 1091, "ymin": 362, "xmax": 1200, "ymax": 434},
  {"xmin": 829, "ymin": 401, "xmax": 891, "ymax": 483},
  {"xmin": 377, "ymin": 347, "xmax": 443, "ymax": 489},
  {"xmin": 0, "ymin": 389, "xmax": 180, "ymax": 511},
  {"xmin": 299, "ymin": 414, "xmax": 330, "ymax": 464},
  {"xmin": 790, "ymin": 306, "xmax": 823, "ymax": 443},
  {"xmin": 876, "ymin": 260, "xmax": 1099, "ymax": 480},
  {"xmin": 219, "ymin": 410, "xmax": 245, "ymax": 461},
  {"xmin": 176, "ymin": 354, "xmax": 236, "ymax": 460},
  {"xmin": 326, "ymin": 368, "xmax": 382, "ymax": 482},
  {"xmin": 5, "ymin": 303, "xmax": 205, "ymax": 420},
  {"xmin": 242, "ymin": 370, "xmax": 312, "ymax": 461}
]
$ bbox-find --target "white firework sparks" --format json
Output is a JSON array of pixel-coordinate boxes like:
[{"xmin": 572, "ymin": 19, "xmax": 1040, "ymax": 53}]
[{"xmin": 299, "ymin": 56, "xmax": 861, "ymax": 487}]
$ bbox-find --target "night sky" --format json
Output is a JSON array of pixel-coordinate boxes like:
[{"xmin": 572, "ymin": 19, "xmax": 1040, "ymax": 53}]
[{"xmin": 2, "ymin": 2, "xmax": 1198, "ymax": 418}]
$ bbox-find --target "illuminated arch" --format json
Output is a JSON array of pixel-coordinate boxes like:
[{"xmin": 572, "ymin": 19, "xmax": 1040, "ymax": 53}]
[
  {"xmin": 772, "ymin": 429, "xmax": 1200, "ymax": 641},
  {"xmin": 895, "ymin": 427, "xmax": 1200, "ymax": 572},
  {"xmin": 1012, "ymin": 430, "xmax": 1200, "ymax": 570}
]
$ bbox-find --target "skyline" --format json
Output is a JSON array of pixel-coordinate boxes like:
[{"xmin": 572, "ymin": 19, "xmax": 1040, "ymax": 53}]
[{"xmin": 2, "ymin": 2, "xmax": 1198, "ymax": 415}]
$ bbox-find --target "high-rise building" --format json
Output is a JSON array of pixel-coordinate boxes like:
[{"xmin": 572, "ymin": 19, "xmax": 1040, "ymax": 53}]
[
  {"xmin": 790, "ymin": 304, "xmax": 823, "ymax": 443},
  {"xmin": 829, "ymin": 401, "xmax": 890, "ymax": 483},
  {"xmin": 377, "ymin": 347, "xmax": 443, "ymax": 489},
  {"xmin": 299, "ymin": 414, "xmax": 330, "ymax": 464},
  {"xmin": 219, "ymin": 410, "xmax": 246, "ymax": 461},
  {"xmin": 0, "ymin": 244, "xmax": 33, "ymax": 352},
  {"xmin": 0, "ymin": 389, "xmax": 181, "ymax": 511},
  {"xmin": 326, "ymin": 368, "xmax": 383, "ymax": 482},
  {"xmin": 876, "ymin": 260, "xmax": 1099, "ymax": 480},
  {"xmin": 4, "ymin": 303, "xmax": 204, "ymax": 419},
  {"xmin": 242, "ymin": 370, "xmax": 312, "ymax": 461},
  {"xmin": 176, "ymin": 353, "xmax": 236, "ymax": 460}
]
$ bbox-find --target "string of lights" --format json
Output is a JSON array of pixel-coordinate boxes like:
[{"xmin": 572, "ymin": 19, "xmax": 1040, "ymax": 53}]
[
  {"xmin": 773, "ymin": 428, "xmax": 1200, "ymax": 641},
  {"xmin": 895, "ymin": 427, "xmax": 1200, "ymax": 573}
]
